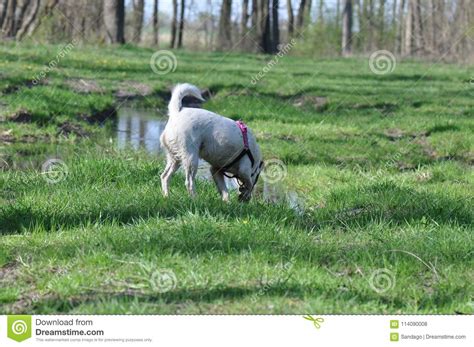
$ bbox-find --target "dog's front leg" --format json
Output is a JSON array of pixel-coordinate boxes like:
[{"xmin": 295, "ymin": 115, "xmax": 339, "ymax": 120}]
[{"xmin": 210, "ymin": 167, "xmax": 229, "ymax": 202}]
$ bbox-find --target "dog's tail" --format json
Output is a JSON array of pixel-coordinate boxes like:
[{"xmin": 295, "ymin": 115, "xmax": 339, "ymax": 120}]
[{"xmin": 168, "ymin": 83, "xmax": 204, "ymax": 116}]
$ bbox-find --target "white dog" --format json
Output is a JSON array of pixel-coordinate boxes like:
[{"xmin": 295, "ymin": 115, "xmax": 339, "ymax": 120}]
[{"xmin": 160, "ymin": 83, "xmax": 263, "ymax": 201}]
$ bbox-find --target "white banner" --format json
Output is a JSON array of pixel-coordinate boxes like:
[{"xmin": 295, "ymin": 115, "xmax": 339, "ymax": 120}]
[{"xmin": 1, "ymin": 315, "xmax": 472, "ymax": 346}]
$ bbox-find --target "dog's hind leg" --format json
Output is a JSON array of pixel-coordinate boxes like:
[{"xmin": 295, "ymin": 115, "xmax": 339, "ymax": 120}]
[
  {"xmin": 183, "ymin": 154, "xmax": 199, "ymax": 197},
  {"xmin": 210, "ymin": 167, "xmax": 229, "ymax": 202},
  {"xmin": 161, "ymin": 155, "xmax": 180, "ymax": 197}
]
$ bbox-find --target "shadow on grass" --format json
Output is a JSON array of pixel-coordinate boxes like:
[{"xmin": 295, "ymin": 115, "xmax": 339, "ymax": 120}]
[
  {"xmin": 6, "ymin": 280, "xmax": 464, "ymax": 314},
  {"xmin": 1, "ymin": 178, "xmax": 471, "ymax": 236}
]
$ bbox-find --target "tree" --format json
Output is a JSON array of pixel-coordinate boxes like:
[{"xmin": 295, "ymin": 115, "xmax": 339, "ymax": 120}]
[
  {"xmin": 412, "ymin": 0, "xmax": 424, "ymax": 56},
  {"xmin": 286, "ymin": 0, "xmax": 294, "ymax": 37},
  {"xmin": 258, "ymin": 0, "xmax": 272, "ymax": 52},
  {"xmin": 377, "ymin": 0, "xmax": 385, "ymax": 47},
  {"xmin": 132, "ymin": 0, "xmax": 144, "ymax": 43},
  {"xmin": 103, "ymin": 0, "xmax": 125, "ymax": 44},
  {"xmin": 152, "ymin": 0, "xmax": 159, "ymax": 45},
  {"xmin": 217, "ymin": 0, "xmax": 232, "ymax": 50},
  {"xmin": 1, "ymin": 0, "xmax": 16, "ymax": 37},
  {"xmin": 0, "ymin": 0, "xmax": 8, "ymax": 30},
  {"xmin": 177, "ymin": 0, "xmax": 185, "ymax": 48},
  {"xmin": 271, "ymin": 0, "xmax": 279, "ymax": 52},
  {"xmin": 240, "ymin": 0, "xmax": 248, "ymax": 36},
  {"xmin": 396, "ymin": 0, "xmax": 405, "ymax": 54},
  {"xmin": 296, "ymin": 0, "xmax": 307, "ymax": 30},
  {"xmin": 403, "ymin": 0, "xmax": 414, "ymax": 56},
  {"xmin": 342, "ymin": 0, "xmax": 352, "ymax": 56},
  {"xmin": 170, "ymin": 0, "xmax": 177, "ymax": 48},
  {"xmin": 16, "ymin": 0, "xmax": 41, "ymax": 40}
]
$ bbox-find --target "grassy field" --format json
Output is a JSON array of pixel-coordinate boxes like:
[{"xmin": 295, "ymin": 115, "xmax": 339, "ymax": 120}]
[{"xmin": 0, "ymin": 43, "xmax": 473, "ymax": 314}]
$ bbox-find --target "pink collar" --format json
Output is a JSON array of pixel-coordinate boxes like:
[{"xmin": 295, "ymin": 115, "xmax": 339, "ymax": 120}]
[{"xmin": 236, "ymin": 120, "xmax": 249, "ymax": 149}]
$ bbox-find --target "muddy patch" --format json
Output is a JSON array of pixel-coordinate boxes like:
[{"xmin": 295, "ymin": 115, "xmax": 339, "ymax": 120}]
[
  {"xmin": 115, "ymin": 81, "xmax": 153, "ymax": 100},
  {"xmin": 2, "ymin": 78, "xmax": 47, "ymax": 95},
  {"xmin": 0, "ymin": 129, "xmax": 15, "ymax": 143},
  {"xmin": 382, "ymin": 128, "xmax": 429, "ymax": 141},
  {"xmin": 66, "ymin": 78, "xmax": 104, "ymax": 94},
  {"xmin": 415, "ymin": 136, "xmax": 438, "ymax": 159},
  {"xmin": 57, "ymin": 121, "xmax": 89, "ymax": 138},
  {"xmin": 384, "ymin": 128, "xmax": 405, "ymax": 141},
  {"xmin": 7, "ymin": 109, "xmax": 33, "ymax": 123},
  {"xmin": 353, "ymin": 102, "xmax": 398, "ymax": 116},
  {"xmin": 0, "ymin": 130, "xmax": 50, "ymax": 144},
  {"xmin": 78, "ymin": 106, "xmax": 117, "ymax": 124},
  {"xmin": 0, "ymin": 262, "xmax": 20, "ymax": 286},
  {"xmin": 293, "ymin": 95, "xmax": 329, "ymax": 112}
]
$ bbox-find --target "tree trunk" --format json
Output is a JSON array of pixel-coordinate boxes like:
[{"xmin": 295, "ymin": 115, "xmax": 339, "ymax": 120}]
[
  {"xmin": 16, "ymin": 0, "xmax": 41, "ymax": 40},
  {"xmin": 1, "ymin": 0, "xmax": 16, "ymax": 37},
  {"xmin": 152, "ymin": 0, "xmax": 159, "ymax": 45},
  {"xmin": 103, "ymin": 0, "xmax": 125, "ymax": 44},
  {"xmin": 391, "ymin": 0, "xmax": 397, "ymax": 28},
  {"xmin": 27, "ymin": 0, "xmax": 58, "ymax": 37},
  {"xmin": 413, "ymin": 0, "xmax": 423, "ymax": 55},
  {"xmin": 259, "ymin": 0, "xmax": 271, "ymax": 52},
  {"xmin": 132, "ymin": 0, "xmax": 144, "ymax": 43},
  {"xmin": 396, "ymin": 0, "xmax": 405, "ymax": 54},
  {"xmin": 306, "ymin": 0, "xmax": 312, "ymax": 21},
  {"xmin": 403, "ymin": 0, "xmax": 414, "ymax": 56},
  {"xmin": 367, "ymin": 0, "xmax": 374, "ymax": 51},
  {"xmin": 296, "ymin": 0, "xmax": 307, "ymax": 30},
  {"xmin": 0, "ymin": 0, "xmax": 8, "ymax": 30},
  {"xmin": 170, "ymin": 0, "xmax": 177, "ymax": 48},
  {"xmin": 286, "ymin": 0, "xmax": 294, "ymax": 37},
  {"xmin": 217, "ymin": 0, "xmax": 232, "ymax": 50},
  {"xmin": 13, "ymin": 0, "xmax": 30, "ymax": 35},
  {"xmin": 271, "ymin": 0, "xmax": 279, "ymax": 52},
  {"xmin": 377, "ymin": 0, "xmax": 385, "ymax": 48},
  {"xmin": 177, "ymin": 0, "xmax": 185, "ymax": 48},
  {"xmin": 342, "ymin": 0, "xmax": 352, "ymax": 56},
  {"xmin": 240, "ymin": 0, "xmax": 248, "ymax": 35}
]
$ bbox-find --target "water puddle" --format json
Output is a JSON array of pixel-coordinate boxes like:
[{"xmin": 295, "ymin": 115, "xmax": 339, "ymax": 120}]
[{"xmin": 116, "ymin": 108, "xmax": 165, "ymax": 155}]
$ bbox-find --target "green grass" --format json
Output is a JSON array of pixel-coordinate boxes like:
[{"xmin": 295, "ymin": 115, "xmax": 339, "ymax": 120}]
[{"xmin": 1, "ymin": 43, "xmax": 473, "ymax": 314}]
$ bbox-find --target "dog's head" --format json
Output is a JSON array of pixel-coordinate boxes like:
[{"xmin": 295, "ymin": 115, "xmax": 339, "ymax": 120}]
[{"xmin": 238, "ymin": 160, "xmax": 264, "ymax": 202}]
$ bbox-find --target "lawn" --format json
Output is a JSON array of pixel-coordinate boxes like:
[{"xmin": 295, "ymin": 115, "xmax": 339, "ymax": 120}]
[{"xmin": 0, "ymin": 43, "xmax": 473, "ymax": 314}]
